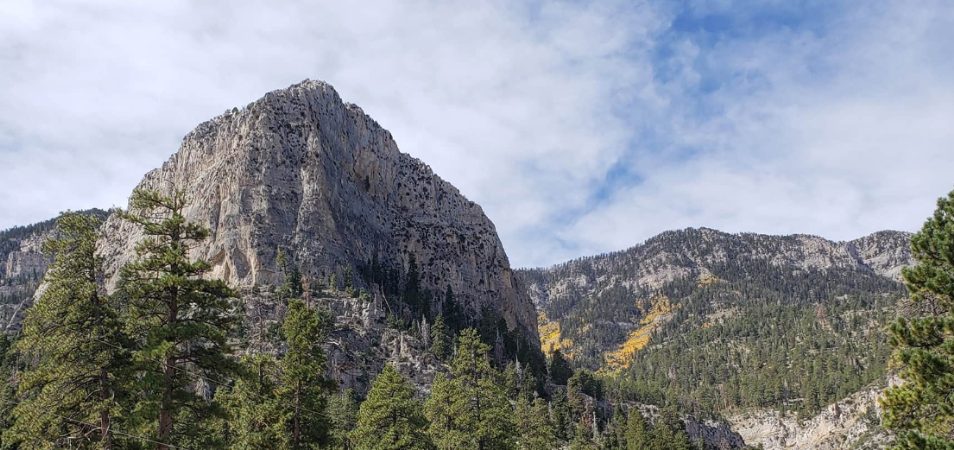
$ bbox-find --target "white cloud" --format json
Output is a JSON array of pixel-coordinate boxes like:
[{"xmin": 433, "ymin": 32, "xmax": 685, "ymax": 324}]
[
  {"xmin": 562, "ymin": 1, "xmax": 954, "ymax": 261},
  {"xmin": 1, "ymin": 0, "xmax": 952, "ymax": 268},
  {"xmin": 0, "ymin": 0, "xmax": 661, "ymax": 267}
]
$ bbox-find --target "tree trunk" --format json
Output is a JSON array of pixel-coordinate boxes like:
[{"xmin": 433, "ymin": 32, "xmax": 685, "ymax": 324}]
[
  {"xmin": 157, "ymin": 355, "xmax": 175, "ymax": 450},
  {"xmin": 100, "ymin": 367, "xmax": 113, "ymax": 450},
  {"xmin": 293, "ymin": 380, "xmax": 302, "ymax": 448}
]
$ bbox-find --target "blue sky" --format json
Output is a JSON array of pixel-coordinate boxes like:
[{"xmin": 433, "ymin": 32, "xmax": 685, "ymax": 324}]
[{"xmin": 1, "ymin": 1, "xmax": 953, "ymax": 268}]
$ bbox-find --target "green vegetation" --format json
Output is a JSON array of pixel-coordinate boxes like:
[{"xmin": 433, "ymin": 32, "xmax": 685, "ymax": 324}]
[
  {"xmin": 4, "ymin": 212, "xmax": 128, "ymax": 449},
  {"xmin": 352, "ymin": 365, "xmax": 430, "ymax": 450},
  {"xmin": 117, "ymin": 189, "xmax": 239, "ymax": 447},
  {"xmin": 618, "ymin": 269, "xmax": 900, "ymax": 417},
  {"xmin": 527, "ymin": 229, "xmax": 907, "ymax": 418},
  {"xmin": 882, "ymin": 189, "xmax": 954, "ymax": 449}
]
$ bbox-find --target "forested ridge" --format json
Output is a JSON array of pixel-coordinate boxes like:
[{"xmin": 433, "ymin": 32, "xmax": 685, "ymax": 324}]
[
  {"xmin": 520, "ymin": 228, "xmax": 911, "ymax": 418},
  {"xmin": 0, "ymin": 194, "xmax": 719, "ymax": 449}
]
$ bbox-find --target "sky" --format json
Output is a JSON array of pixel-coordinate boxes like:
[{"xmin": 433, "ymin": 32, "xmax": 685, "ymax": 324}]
[{"xmin": 1, "ymin": 0, "xmax": 953, "ymax": 268}]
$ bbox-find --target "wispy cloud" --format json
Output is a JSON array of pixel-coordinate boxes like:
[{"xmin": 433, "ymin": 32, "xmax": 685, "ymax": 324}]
[{"xmin": 1, "ymin": 1, "xmax": 952, "ymax": 268}]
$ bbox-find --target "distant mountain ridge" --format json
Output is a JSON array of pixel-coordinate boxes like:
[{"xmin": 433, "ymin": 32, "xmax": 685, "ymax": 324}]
[
  {"xmin": 0, "ymin": 209, "xmax": 109, "ymax": 332},
  {"xmin": 517, "ymin": 227, "xmax": 912, "ymax": 449},
  {"xmin": 1, "ymin": 81, "xmax": 543, "ymax": 394}
]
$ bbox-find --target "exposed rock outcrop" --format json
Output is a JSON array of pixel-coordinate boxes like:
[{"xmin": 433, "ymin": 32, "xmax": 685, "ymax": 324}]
[
  {"xmin": 727, "ymin": 385, "xmax": 892, "ymax": 449},
  {"xmin": 0, "ymin": 210, "xmax": 108, "ymax": 332},
  {"xmin": 97, "ymin": 79, "xmax": 538, "ymax": 347}
]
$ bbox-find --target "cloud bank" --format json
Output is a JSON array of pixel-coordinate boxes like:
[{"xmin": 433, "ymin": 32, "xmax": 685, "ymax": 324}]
[{"xmin": 1, "ymin": 1, "xmax": 952, "ymax": 267}]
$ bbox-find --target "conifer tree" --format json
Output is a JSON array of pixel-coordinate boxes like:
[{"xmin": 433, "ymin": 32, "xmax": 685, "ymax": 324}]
[
  {"xmin": 5, "ymin": 212, "xmax": 128, "ymax": 449},
  {"xmin": 219, "ymin": 355, "xmax": 289, "ymax": 449},
  {"xmin": 430, "ymin": 314, "xmax": 451, "ymax": 360},
  {"xmin": 327, "ymin": 388, "xmax": 359, "ymax": 450},
  {"xmin": 648, "ymin": 407, "xmax": 692, "ymax": 450},
  {"xmin": 624, "ymin": 409, "xmax": 650, "ymax": 450},
  {"xmin": 0, "ymin": 336, "xmax": 15, "ymax": 447},
  {"xmin": 515, "ymin": 396, "xmax": 557, "ymax": 450},
  {"xmin": 351, "ymin": 365, "xmax": 432, "ymax": 450},
  {"xmin": 882, "ymin": 189, "xmax": 954, "ymax": 449},
  {"xmin": 549, "ymin": 349, "xmax": 573, "ymax": 386},
  {"xmin": 425, "ymin": 328, "xmax": 515, "ymax": 450},
  {"xmin": 117, "ymin": 189, "xmax": 238, "ymax": 448},
  {"xmin": 280, "ymin": 299, "xmax": 332, "ymax": 448}
]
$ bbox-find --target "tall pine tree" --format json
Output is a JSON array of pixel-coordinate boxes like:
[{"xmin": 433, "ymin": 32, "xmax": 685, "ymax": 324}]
[
  {"xmin": 5, "ymin": 212, "xmax": 128, "ymax": 449},
  {"xmin": 351, "ymin": 365, "xmax": 431, "ymax": 450},
  {"xmin": 882, "ymin": 188, "xmax": 954, "ymax": 449},
  {"xmin": 218, "ymin": 355, "xmax": 289, "ymax": 449},
  {"xmin": 280, "ymin": 299, "xmax": 332, "ymax": 448},
  {"xmin": 424, "ymin": 328, "xmax": 515, "ymax": 450},
  {"xmin": 118, "ymin": 189, "xmax": 238, "ymax": 448}
]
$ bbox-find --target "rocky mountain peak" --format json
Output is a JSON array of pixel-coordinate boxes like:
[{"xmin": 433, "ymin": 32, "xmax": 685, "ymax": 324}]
[{"xmin": 97, "ymin": 79, "xmax": 538, "ymax": 346}]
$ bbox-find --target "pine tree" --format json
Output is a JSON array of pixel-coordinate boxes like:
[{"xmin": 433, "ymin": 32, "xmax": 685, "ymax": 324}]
[
  {"xmin": 424, "ymin": 373, "xmax": 463, "ymax": 449},
  {"xmin": 0, "ymin": 337, "xmax": 15, "ymax": 448},
  {"xmin": 648, "ymin": 407, "xmax": 692, "ymax": 450},
  {"xmin": 515, "ymin": 395, "xmax": 556, "ymax": 450},
  {"xmin": 624, "ymin": 409, "xmax": 650, "ymax": 450},
  {"xmin": 277, "ymin": 249, "xmax": 303, "ymax": 300},
  {"xmin": 549, "ymin": 349, "xmax": 573, "ymax": 386},
  {"xmin": 219, "ymin": 355, "xmax": 289, "ymax": 449},
  {"xmin": 5, "ymin": 212, "xmax": 129, "ymax": 449},
  {"xmin": 425, "ymin": 328, "xmax": 515, "ymax": 450},
  {"xmin": 327, "ymin": 389, "xmax": 359, "ymax": 450},
  {"xmin": 882, "ymin": 189, "xmax": 954, "ymax": 449},
  {"xmin": 351, "ymin": 365, "xmax": 432, "ymax": 450},
  {"xmin": 281, "ymin": 299, "xmax": 332, "ymax": 448},
  {"xmin": 551, "ymin": 388, "xmax": 574, "ymax": 442},
  {"xmin": 117, "ymin": 189, "xmax": 238, "ymax": 448},
  {"xmin": 430, "ymin": 314, "xmax": 451, "ymax": 360}
]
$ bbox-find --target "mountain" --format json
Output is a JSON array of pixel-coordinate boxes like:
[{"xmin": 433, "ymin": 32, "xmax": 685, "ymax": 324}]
[
  {"xmin": 517, "ymin": 227, "xmax": 912, "ymax": 447},
  {"xmin": 0, "ymin": 209, "xmax": 109, "ymax": 332},
  {"xmin": 4, "ymin": 80, "xmax": 542, "ymax": 392}
]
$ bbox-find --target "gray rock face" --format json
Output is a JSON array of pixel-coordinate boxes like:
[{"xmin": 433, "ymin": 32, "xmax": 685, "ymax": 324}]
[
  {"xmin": 522, "ymin": 227, "xmax": 913, "ymax": 310},
  {"xmin": 0, "ymin": 224, "xmax": 53, "ymax": 332},
  {"xmin": 727, "ymin": 385, "xmax": 893, "ymax": 449},
  {"xmin": 0, "ymin": 210, "xmax": 108, "ymax": 332},
  {"xmin": 98, "ymin": 79, "xmax": 538, "ymax": 345}
]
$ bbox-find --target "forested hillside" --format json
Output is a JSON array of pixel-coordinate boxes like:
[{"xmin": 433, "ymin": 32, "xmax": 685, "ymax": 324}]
[
  {"xmin": 0, "ymin": 209, "xmax": 108, "ymax": 331},
  {"xmin": 519, "ymin": 228, "xmax": 911, "ymax": 418}
]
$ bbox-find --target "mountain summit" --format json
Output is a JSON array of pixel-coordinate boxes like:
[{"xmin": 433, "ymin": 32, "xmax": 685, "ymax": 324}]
[{"xmin": 96, "ymin": 80, "xmax": 537, "ymax": 347}]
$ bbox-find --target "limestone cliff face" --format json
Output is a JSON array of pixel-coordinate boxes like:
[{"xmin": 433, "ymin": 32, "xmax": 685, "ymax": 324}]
[
  {"xmin": 727, "ymin": 385, "xmax": 892, "ymax": 449},
  {"xmin": 0, "ymin": 210, "xmax": 108, "ymax": 332},
  {"xmin": 0, "ymin": 224, "xmax": 52, "ymax": 332},
  {"xmin": 98, "ymin": 80, "xmax": 538, "ymax": 344}
]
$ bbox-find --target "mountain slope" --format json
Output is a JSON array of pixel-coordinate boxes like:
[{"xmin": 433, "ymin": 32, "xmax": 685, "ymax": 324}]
[
  {"xmin": 0, "ymin": 209, "xmax": 109, "ymax": 332},
  {"xmin": 518, "ymin": 227, "xmax": 911, "ymax": 419},
  {"xmin": 98, "ymin": 80, "xmax": 537, "ymax": 348},
  {"xmin": 6, "ymin": 81, "xmax": 543, "ymax": 392}
]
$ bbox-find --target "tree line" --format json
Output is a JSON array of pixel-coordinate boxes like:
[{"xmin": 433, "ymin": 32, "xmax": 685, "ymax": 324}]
[{"xmin": 0, "ymin": 189, "xmax": 701, "ymax": 449}]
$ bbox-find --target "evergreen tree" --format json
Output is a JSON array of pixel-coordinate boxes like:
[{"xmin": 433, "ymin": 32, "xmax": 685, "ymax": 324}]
[
  {"xmin": 551, "ymin": 388, "xmax": 574, "ymax": 442},
  {"xmin": 425, "ymin": 328, "xmax": 515, "ymax": 450},
  {"xmin": 281, "ymin": 299, "xmax": 332, "ymax": 448},
  {"xmin": 277, "ymin": 249, "xmax": 303, "ymax": 300},
  {"xmin": 327, "ymin": 388, "xmax": 359, "ymax": 450},
  {"xmin": 430, "ymin": 314, "xmax": 451, "ymax": 360},
  {"xmin": 219, "ymin": 355, "xmax": 289, "ymax": 449},
  {"xmin": 117, "ymin": 189, "xmax": 238, "ymax": 448},
  {"xmin": 624, "ymin": 410, "xmax": 650, "ymax": 450},
  {"xmin": 5, "ymin": 212, "xmax": 129, "ymax": 449},
  {"xmin": 515, "ymin": 395, "xmax": 557, "ymax": 450},
  {"xmin": 0, "ymin": 335, "xmax": 18, "ymax": 447},
  {"xmin": 549, "ymin": 349, "xmax": 573, "ymax": 386},
  {"xmin": 648, "ymin": 407, "xmax": 692, "ymax": 450},
  {"xmin": 351, "ymin": 365, "xmax": 432, "ymax": 450},
  {"xmin": 425, "ymin": 373, "xmax": 462, "ymax": 449},
  {"xmin": 882, "ymin": 188, "xmax": 954, "ymax": 449}
]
